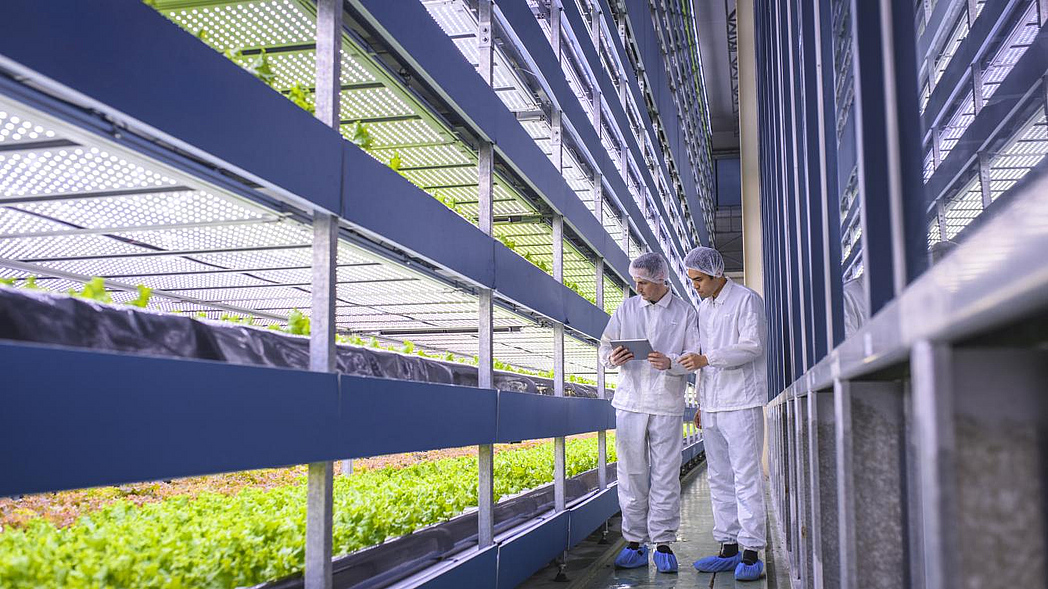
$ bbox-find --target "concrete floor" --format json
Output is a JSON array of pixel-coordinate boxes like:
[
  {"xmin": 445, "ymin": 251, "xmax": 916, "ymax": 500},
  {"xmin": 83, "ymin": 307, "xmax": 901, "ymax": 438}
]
[{"xmin": 521, "ymin": 463, "xmax": 791, "ymax": 589}]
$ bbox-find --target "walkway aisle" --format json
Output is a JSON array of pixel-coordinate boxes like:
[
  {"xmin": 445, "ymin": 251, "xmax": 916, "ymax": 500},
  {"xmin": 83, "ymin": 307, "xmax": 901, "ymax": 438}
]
[{"xmin": 580, "ymin": 464, "xmax": 770, "ymax": 589}]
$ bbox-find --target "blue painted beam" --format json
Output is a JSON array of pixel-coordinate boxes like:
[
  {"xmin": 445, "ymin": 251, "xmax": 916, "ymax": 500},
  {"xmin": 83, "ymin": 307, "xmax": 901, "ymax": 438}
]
[
  {"xmin": 415, "ymin": 546, "xmax": 498, "ymax": 589},
  {"xmin": 496, "ymin": 391, "xmax": 614, "ymax": 443},
  {"xmin": 343, "ymin": 143, "xmax": 496, "ymax": 289},
  {"xmin": 568, "ymin": 486, "xmax": 619, "ymax": 546},
  {"xmin": 340, "ymin": 375, "xmax": 498, "ymax": 459},
  {"xmin": 0, "ymin": 0, "xmax": 344, "ymax": 215},
  {"xmin": 496, "ymin": 512, "xmax": 569, "ymax": 589},
  {"xmin": 0, "ymin": 341, "xmax": 339, "ymax": 496},
  {"xmin": 345, "ymin": 0, "xmax": 634, "ymax": 286},
  {"xmin": 0, "ymin": 341, "xmax": 624, "ymax": 496}
]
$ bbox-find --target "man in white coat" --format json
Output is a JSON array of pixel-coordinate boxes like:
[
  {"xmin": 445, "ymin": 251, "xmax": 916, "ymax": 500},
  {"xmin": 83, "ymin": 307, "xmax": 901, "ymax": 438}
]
[
  {"xmin": 679, "ymin": 246, "xmax": 769, "ymax": 582},
  {"xmin": 599, "ymin": 252, "xmax": 700, "ymax": 573}
]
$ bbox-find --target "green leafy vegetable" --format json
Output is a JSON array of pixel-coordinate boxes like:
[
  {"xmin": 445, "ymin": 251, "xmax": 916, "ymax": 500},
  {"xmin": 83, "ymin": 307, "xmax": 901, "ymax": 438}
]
[
  {"xmin": 349, "ymin": 121, "xmax": 373, "ymax": 151},
  {"xmin": 288, "ymin": 83, "xmax": 315, "ymax": 114},
  {"xmin": 68, "ymin": 277, "xmax": 112, "ymax": 304},
  {"xmin": 287, "ymin": 309, "xmax": 310, "ymax": 336},
  {"xmin": 127, "ymin": 285, "xmax": 152, "ymax": 308},
  {"xmin": 0, "ymin": 437, "xmax": 616, "ymax": 588},
  {"xmin": 242, "ymin": 50, "xmax": 276, "ymax": 86}
]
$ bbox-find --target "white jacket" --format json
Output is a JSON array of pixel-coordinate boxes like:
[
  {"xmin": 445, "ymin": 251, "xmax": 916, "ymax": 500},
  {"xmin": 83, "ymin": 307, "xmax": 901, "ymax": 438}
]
[
  {"xmin": 599, "ymin": 292, "xmax": 700, "ymax": 416},
  {"xmin": 698, "ymin": 278, "xmax": 768, "ymax": 412}
]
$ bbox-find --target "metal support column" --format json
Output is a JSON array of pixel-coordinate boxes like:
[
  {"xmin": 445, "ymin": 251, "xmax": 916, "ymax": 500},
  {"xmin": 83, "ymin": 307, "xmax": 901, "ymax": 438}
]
[
  {"xmin": 553, "ymin": 215, "xmax": 566, "ymax": 514},
  {"xmin": 972, "ymin": 63, "xmax": 984, "ymax": 115},
  {"xmin": 978, "ymin": 151, "xmax": 992, "ymax": 209},
  {"xmin": 477, "ymin": 0, "xmax": 495, "ymax": 550},
  {"xmin": 306, "ymin": 3, "xmax": 340, "ymax": 587},
  {"xmin": 306, "ymin": 214, "xmax": 337, "ymax": 589},
  {"xmin": 595, "ymin": 258, "xmax": 607, "ymax": 490},
  {"xmin": 910, "ymin": 341, "xmax": 958, "ymax": 589},
  {"xmin": 548, "ymin": 0, "xmax": 567, "ymax": 524}
]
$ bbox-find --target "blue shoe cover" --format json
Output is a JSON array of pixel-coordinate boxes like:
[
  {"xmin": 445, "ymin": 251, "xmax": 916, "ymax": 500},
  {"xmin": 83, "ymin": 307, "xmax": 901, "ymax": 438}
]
[
  {"xmin": 614, "ymin": 544, "xmax": 649, "ymax": 568},
  {"xmin": 693, "ymin": 552, "xmax": 741, "ymax": 572},
  {"xmin": 653, "ymin": 549, "xmax": 678, "ymax": 573},
  {"xmin": 734, "ymin": 559, "xmax": 765, "ymax": 581}
]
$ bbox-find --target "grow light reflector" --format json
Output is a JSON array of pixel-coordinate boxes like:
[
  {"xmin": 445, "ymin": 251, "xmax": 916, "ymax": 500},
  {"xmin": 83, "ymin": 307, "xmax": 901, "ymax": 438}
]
[
  {"xmin": 0, "ymin": 110, "xmax": 58, "ymax": 146},
  {"xmin": 0, "ymin": 148, "xmax": 179, "ymax": 199},
  {"xmin": 161, "ymin": 0, "xmax": 316, "ymax": 52}
]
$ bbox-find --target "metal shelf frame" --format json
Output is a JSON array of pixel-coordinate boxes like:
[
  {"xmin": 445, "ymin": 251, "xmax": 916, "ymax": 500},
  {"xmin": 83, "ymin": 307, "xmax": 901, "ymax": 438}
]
[{"xmin": 0, "ymin": 2, "xmax": 711, "ymax": 589}]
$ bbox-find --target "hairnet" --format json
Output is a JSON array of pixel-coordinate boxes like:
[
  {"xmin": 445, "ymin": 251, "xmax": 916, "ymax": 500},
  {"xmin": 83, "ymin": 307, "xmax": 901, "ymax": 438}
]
[
  {"xmin": 629, "ymin": 252, "xmax": 669, "ymax": 283},
  {"xmin": 684, "ymin": 246, "xmax": 725, "ymax": 277}
]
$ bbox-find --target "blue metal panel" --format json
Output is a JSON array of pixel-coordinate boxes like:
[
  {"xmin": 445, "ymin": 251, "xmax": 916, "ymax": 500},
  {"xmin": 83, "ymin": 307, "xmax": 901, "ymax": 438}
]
[
  {"xmin": 496, "ymin": 511, "xmax": 570, "ymax": 589},
  {"xmin": 497, "ymin": 392, "xmax": 579, "ymax": 442},
  {"xmin": 817, "ymin": 0, "xmax": 846, "ymax": 348},
  {"xmin": 886, "ymin": 0, "xmax": 930, "ymax": 285},
  {"xmin": 568, "ymin": 486, "xmax": 619, "ymax": 546},
  {"xmin": 341, "ymin": 143, "xmax": 495, "ymax": 288},
  {"xmin": 565, "ymin": 397, "xmax": 615, "ymax": 436},
  {"xmin": 0, "ymin": 341, "xmax": 339, "ymax": 496},
  {"xmin": 346, "ymin": 0, "xmax": 633, "ymax": 286},
  {"xmin": 415, "ymin": 546, "xmax": 498, "ymax": 589},
  {"xmin": 562, "ymin": 289, "xmax": 610, "ymax": 341},
  {"xmin": 800, "ymin": 0, "xmax": 828, "ymax": 360},
  {"xmin": 0, "ymin": 0, "xmax": 343, "ymax": 215},
  {"xmin": 340, "ymin": 376, "xmax": 497, "ymax": 458},
  {"xmin": 852, "ymin": 0, "xmax": 900, "ymax": 314},
  {"xmin": 493, "ymin": 242, "xmax": 567, "ymax": 325}
]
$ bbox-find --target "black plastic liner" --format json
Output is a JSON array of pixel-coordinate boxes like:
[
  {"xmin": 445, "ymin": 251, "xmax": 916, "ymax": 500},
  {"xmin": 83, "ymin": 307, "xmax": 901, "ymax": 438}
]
[{"xmin": 0, "ymin": 288, "xmax": 611, "ymax": 398}]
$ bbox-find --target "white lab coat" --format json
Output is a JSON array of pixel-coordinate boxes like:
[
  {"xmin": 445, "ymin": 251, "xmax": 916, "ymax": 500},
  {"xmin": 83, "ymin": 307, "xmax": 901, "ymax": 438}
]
[
  {"xmin": 599, "ymin": 292, "xmax": 700, "ymax": 416},
  {"xmin": 697, "ymin": 278, "xmax": 768, "ymax": 551},
  {"xmin": 599, "ymin": 291, "xmax": 699, "ymax": 544},
  {"xmin": 697, "ymin": 278, "xmax": 767, "ymax": 413}
]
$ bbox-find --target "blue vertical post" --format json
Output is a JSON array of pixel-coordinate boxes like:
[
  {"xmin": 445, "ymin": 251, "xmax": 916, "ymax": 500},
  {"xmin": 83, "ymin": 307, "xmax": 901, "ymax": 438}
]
[
  {"xmin": 800, "ymin": 0, "xmax": 830, "ymax": 360},
  {"xmin": 850, "ymin": 0, "xmax": 920, "ymax": 314},
  {"xmin": 814, "ymin": 0, "xmax": 846, "ymax": 348}
]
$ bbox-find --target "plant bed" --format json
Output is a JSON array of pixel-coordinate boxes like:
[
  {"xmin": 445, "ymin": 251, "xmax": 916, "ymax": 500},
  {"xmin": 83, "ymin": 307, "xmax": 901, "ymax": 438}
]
[
  {"xmin": 0, "ymin": 435, "xmax": 617, "ymax": 589},
  {"xmin": 0, "ymin": 286, "xmax": 610, "ymax": 398}
]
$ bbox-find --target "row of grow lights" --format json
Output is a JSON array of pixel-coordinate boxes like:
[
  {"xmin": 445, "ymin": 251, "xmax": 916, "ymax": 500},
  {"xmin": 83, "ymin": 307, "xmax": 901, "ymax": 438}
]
[
  {"xmin": 0, "ymin": 90, "xmax": 608, "ymax": 379},
  {"xmin": 157, "ymin": 0, "xmax": 625, "ymax": 309}
]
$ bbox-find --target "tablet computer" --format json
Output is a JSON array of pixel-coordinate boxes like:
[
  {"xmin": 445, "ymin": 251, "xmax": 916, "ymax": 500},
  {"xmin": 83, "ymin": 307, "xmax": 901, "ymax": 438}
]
[{"xmin": 610, "ymin": 339, "xmax": 654, "ymax": 361}]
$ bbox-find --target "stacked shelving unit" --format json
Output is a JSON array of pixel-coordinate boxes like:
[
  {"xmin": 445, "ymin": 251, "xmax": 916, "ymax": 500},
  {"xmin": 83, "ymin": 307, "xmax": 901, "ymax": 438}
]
[{"xmin": 0, "ymin": 0, "xmax": 714, "ymax": 587}]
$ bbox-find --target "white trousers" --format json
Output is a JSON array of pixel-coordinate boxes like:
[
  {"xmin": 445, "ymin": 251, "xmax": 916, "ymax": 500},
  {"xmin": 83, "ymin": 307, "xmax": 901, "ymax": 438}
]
[
  {"xmin": 703, "ymin": 406, "xmax": 767, "ymax": 550},
  {"xmin": 615, "ymin": 409, "xmax": 683, "ymax": 544}
]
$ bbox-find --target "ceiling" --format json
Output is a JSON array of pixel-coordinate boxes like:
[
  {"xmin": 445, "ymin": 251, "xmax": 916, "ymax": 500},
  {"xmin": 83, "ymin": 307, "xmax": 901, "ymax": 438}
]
[{"xmin": 693, "ymin": 0, "xmax": 739, "ymax": 154}]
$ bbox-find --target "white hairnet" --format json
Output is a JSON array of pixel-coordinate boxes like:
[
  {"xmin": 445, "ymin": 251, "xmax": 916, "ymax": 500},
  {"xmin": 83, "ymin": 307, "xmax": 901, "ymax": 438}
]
[
  {"xmin": 684, "ymin": 246, "xmax": 724, "ymax": 277},
  {"xmin": 629, "ymin": 252, "xmax": 669, "ymax": 283}
]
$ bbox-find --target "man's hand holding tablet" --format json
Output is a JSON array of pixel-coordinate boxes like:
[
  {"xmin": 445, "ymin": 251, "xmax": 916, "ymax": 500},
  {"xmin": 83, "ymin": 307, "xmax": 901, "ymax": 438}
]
[{"xmin": 610, "ymin": 339, "xmax": 659, "ymax": 367}]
